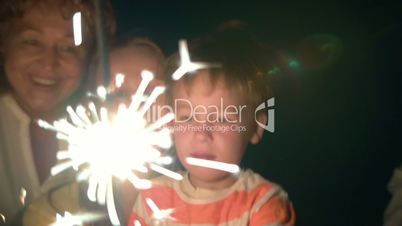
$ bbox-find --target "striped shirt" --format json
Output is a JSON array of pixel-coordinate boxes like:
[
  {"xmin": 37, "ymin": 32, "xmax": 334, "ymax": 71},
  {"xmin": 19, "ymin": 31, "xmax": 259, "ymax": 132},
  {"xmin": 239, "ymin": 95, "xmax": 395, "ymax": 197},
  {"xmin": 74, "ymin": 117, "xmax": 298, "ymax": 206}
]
[{"xmin": 129, "ymin": 169, "xmax": 295, "ymax": 226}]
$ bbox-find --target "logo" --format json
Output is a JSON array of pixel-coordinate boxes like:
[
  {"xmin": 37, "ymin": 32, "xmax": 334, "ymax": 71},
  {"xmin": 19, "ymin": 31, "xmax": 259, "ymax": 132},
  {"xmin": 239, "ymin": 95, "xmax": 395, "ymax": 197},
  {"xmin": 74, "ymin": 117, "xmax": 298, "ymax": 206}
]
[{"xmin": 254, "ymin": 97, "xmax": 275, "ymax": 133}]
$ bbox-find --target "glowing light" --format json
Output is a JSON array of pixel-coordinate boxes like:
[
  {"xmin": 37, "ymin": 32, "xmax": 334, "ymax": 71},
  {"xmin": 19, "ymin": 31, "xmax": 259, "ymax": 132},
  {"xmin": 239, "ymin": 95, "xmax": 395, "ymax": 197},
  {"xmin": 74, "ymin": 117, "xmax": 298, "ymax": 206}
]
[
  {"xmin": 38, "ymin": 71, "xmax": 179, "ymax": 226},
  {"xmin": 146, "ymin": 198, "xmax": 175, "ymax": 221},
  {"xmin": 134, "ymin": 220, "xmax": 141, "ymax": 226},
  {"xmin": 115, "ymin": 73, "xmax": 125, "ymax": 88},
  {"xmin": 149, "ymin": 164, "xmax": 183, "ymax": 181},
  {"xmin": 19, "ymin": 187, "xmax": 26, "ymax": 206},
  {"xmin": 54, "ymin": 212, "xmax": 82, "ymax": 226},
  {"xmin": 97, "ymin": 86, "xmax": 107, "ymax": 100},
  {"xmin": 186, "ymin": 157, "xmax": 240, "ymax": 173},
  {"xmin": 267, "ymin": 66, "xmax": 281, "ymax": 75},
  {"xmin": 0, "ymin": 213, "xmax": 5, "ymax": 224},
  {"xmin": 171, "ymin": 40, "xmax": 220, "ymax": 80},
  {"xmin": 72, "ymin": 12, "xmax": 82, "ymax": 46},
  {"xmin": 288, "ymin": 58, "xmax": 301, "ymax": 72}
]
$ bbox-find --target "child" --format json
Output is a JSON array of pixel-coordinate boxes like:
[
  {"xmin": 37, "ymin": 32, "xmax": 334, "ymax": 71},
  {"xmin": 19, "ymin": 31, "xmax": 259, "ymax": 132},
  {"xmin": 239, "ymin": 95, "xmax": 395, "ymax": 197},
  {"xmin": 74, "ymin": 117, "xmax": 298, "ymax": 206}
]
[{"xmin": 129, "ymin": 25, "xmax": 296, "ymax": 226}]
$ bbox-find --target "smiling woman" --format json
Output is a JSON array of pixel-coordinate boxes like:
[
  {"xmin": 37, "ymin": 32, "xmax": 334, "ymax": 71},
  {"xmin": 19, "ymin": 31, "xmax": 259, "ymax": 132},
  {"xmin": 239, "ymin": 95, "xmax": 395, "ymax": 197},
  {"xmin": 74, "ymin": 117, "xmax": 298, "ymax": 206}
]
[
  {"xmin": 0, "ymin": 0, "xmax": 115, "ymax": 119},
  {"xmin": 0, "ymin": 0, "xmax": 115, "ymax": 224}
]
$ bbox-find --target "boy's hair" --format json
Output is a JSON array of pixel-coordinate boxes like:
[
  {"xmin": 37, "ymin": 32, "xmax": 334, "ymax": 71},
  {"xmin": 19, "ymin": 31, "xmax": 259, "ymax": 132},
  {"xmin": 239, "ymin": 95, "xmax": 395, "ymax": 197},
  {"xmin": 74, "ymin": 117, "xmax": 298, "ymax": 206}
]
[
  {"xmin": 111, "ymin": 36, "xmax": 165, "ymax": 78},
  {"xmin": 166, "ymin": 22, "xmax": 274, "ymax": 110},
  {"xmin": 0, "ymin": 0, "xmax": 116, "ymax": 94},
  {"xmin": 88, "ymin": 36, "xmax": 165, "ymax": 91}
]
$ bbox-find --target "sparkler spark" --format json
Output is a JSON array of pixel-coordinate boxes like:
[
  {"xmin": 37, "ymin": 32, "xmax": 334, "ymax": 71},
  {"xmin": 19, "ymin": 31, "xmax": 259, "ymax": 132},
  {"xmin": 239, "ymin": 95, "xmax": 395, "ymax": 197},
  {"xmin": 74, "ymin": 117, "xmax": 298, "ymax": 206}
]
[
  {"xmin": 54, "ymin": 212, "xmax": 82, "ymax": 226},
  {"xmin": 115, "ymin": 73, "xmax": 125, "ymax": 88},
  {"xmin": 171, "ymin": 40, "xmax": 220, "ymax": 80},
  {"xmin": 186, "ymin": 157, "xmax": 240, "ymax": 174},
  {"xmin": 0, "ymin": 213, "xmax": 5, "ymax": 224},
  {"xmin": 72, "ymin": 12, "xmax": 82, "ymax": 46},
  {"xmin": 19, "ymin": 187, "xmax": 27, "ymax": 206},
  {"xmin": 39, "ymin": 71, "xmax": 180, "ymax": 225},
  {"xmin": 146, "ymin": 198, "xmax": 175, "ymax": 221}
]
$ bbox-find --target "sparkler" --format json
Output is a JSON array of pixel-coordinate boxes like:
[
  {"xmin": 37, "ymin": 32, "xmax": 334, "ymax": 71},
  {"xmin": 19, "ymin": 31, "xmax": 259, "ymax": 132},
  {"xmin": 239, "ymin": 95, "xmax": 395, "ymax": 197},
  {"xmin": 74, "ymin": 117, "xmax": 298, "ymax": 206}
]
[{"xmin": 38, "ymin": 71, "xmax": 181, "ymax": 225}]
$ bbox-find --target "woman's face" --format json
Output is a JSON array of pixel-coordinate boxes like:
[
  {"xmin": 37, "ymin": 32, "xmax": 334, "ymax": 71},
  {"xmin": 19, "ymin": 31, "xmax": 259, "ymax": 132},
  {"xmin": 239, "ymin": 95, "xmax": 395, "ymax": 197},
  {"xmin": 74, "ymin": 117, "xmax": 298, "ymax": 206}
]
[{"xmin": 2, "ymin": 3, "xmax": 88, "ymax": 118}]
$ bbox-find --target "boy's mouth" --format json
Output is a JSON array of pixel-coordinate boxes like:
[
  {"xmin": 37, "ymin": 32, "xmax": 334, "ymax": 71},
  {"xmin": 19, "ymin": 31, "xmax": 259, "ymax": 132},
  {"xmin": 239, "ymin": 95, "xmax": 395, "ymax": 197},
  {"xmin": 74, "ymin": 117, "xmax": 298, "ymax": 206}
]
[{"xmin": 190, "ymin": 153, "xmax": 216, "ymax": 160}]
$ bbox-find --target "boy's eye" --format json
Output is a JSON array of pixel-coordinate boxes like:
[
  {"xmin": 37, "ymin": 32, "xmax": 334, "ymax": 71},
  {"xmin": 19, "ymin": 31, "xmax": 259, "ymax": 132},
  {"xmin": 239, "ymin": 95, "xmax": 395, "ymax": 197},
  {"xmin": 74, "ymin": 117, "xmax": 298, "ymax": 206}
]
[
  {"xmin": 177, "ymin": 115, "xmax": 192, "ymax": 122},
  {"xmin": 216, "ymin": 117, "xmax": 231, "ymax": 124},
  {"xmin": 219, "ymin": 117, "xmax": 228, "ymax": 123}
]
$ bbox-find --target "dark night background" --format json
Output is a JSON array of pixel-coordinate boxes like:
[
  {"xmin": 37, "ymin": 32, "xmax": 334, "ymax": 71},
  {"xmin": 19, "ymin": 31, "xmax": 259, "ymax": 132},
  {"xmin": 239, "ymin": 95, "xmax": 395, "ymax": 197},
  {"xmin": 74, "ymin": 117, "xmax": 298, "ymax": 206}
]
[{"xmin": 111, "ymin": 1, "xmax": 402, "ymax": 225}]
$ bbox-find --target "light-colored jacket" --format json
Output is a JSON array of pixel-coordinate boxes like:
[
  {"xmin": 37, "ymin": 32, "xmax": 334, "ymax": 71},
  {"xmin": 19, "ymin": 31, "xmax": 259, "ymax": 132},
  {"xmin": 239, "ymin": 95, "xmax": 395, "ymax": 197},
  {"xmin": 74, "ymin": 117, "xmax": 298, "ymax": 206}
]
[
  {"xmin": 0, "ymin": 94, "xmax": 75, "ymax": 224},
  {"xmin": 384, "ymin": 164, "xmax": 402, "ymax": 226}
]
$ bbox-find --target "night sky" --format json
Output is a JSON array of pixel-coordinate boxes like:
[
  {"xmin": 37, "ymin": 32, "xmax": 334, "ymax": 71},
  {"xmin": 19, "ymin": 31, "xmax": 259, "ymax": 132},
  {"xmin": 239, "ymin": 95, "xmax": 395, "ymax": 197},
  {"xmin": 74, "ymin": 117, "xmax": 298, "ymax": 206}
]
[{"xmin": 111, "ymin": 1, "xmax": 402, "ymax": 225}]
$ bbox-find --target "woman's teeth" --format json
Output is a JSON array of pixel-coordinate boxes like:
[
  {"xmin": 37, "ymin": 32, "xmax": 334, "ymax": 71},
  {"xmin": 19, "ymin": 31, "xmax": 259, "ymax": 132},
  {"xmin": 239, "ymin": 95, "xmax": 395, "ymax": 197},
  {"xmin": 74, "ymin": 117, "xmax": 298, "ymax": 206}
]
[{"xmin": 32, "ymin": 77, "xmax": 57, "ymax": 85}]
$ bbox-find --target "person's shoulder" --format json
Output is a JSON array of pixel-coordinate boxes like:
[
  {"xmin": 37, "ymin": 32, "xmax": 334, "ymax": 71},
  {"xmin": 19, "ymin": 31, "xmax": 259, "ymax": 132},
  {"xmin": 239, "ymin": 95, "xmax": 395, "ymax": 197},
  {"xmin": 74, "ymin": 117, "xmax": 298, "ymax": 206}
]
[
  {"xmin": 237, "ymin": 169, "xmax": 288, "ymax": 198},
  {"xmin": 239, "ymin": 170, "xmax": 296, "ymax": 225},
  {"xmin": 0, "ymin": 94, "xmax": 30, "ymax": 121}
]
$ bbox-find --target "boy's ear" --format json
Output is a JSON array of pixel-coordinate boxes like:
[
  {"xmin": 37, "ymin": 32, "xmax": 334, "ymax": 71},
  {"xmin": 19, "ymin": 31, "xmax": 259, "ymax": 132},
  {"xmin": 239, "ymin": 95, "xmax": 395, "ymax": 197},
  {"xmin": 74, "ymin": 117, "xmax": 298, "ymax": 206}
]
[{"xmin": 249, "ymin": 113, "xmax": 267, "ymax": 144}]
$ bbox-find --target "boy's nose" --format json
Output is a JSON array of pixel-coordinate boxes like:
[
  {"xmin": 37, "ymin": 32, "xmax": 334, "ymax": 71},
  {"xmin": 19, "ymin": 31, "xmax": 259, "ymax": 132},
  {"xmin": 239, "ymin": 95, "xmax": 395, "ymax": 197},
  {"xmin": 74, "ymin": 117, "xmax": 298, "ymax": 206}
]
[{"xmin": 193, "ymin": 121, "xmax": 213, "ymax": 142}]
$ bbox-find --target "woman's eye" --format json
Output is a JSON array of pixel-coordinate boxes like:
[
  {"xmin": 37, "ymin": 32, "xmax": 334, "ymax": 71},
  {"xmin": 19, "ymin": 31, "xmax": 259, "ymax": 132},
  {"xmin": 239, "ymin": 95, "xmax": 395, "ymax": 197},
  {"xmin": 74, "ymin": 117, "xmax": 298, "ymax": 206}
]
[
  {"xmin": 58, "ymin": 42, "xmax": 80, "ymax": 56},
  {"xmin": 23, "ymin": 39, "xmax": 40, "ymax": 46}
]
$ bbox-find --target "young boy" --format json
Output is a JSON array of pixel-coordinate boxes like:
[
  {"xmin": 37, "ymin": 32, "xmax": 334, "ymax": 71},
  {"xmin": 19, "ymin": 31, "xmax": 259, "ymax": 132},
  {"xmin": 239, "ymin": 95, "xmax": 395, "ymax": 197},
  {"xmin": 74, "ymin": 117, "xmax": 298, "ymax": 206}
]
[{"xmin": 129, "ymin": 27, "xmax": 296, "ymax": 226}]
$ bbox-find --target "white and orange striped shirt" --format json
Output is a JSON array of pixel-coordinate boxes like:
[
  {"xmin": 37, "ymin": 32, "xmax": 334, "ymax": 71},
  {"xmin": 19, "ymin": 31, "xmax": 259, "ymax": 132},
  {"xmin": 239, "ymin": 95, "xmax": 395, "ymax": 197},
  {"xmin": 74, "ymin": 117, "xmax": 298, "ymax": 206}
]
[{"xmin": 129, "ymin": 169, "xmax": 295, "ymax": 226}]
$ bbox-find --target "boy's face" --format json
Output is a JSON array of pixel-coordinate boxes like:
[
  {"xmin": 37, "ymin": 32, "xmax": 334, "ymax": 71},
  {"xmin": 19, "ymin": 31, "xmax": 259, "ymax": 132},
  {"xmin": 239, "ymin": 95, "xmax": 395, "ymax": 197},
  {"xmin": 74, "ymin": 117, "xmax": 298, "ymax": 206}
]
[
  {"xmin": 98, "ymin": 45, "xmax": 165, "ymax": 119},
  {"xmin": 172, "ymin": 71, "xmax": 264, "ymax": 189},
  {"xmin": 104, "ymin": 46, "xmax": 162, "ymax": 95},
  {"xmin": 1, "ymin": 3, "xmax": 87, "ymax": 118}
]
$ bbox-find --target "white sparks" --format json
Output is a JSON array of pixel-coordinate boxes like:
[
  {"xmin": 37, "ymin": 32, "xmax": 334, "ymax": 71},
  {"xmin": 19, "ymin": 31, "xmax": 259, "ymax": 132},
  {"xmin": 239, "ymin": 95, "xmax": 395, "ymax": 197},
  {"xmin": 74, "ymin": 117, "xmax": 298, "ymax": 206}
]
[
  {"xmin": 39, "ymin": 71, "xmax": 180, "ymax": 226},
  {"xmin": 54, "ymin": 212, "xmax": 82, "ymax": 226},
  {"xmin": 72, "ymin": 12, "xmax": 82, "ymax": 46},
  {"xmin": 171, "ymin": 39, "xmax": 219, "ymax": 80},
  {"xmin": 0, "ymin": 213, "xmax": 5, "ymax": 224},
  {"xmin": 146, "ymin": 198, "xmax": 175, "ymax": 221},
  {"xmin": 149, "ymin": 164, "xmax": 183, "ymax": 181},
  {"xmin": 115, "ymin": 73, "xmax": 125, "ymax": 88},
  {"xmin": 19, "ymin": 187, "xmax": 27, "ymax": 206},
  {"xmin": 96, "ymin": 86, "xmax": 108, "ymax": 101},
  {"xmin": 106, "ymin": 180, "xmax": 120, "ymax": 225},
  {"xmin": 186, "ymin": 157, "xmax": 240, "ymax": 174}
]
